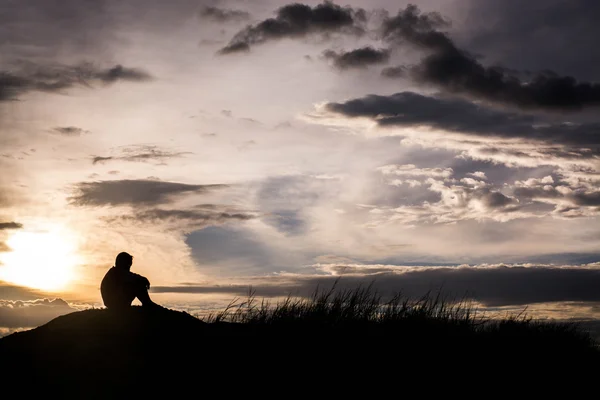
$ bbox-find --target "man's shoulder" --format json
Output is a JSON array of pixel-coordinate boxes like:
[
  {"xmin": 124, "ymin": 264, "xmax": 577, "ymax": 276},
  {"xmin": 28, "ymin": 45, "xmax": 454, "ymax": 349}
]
[{"xmin": 129, "ymin": 271, "xmax": 147, "ymax": 279}]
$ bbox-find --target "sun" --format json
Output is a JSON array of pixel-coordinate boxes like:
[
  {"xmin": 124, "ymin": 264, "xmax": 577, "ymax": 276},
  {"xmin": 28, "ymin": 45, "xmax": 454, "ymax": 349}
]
[{"xmin": 0, "ymin": 229, "xmax": 80, "ymax": 291}]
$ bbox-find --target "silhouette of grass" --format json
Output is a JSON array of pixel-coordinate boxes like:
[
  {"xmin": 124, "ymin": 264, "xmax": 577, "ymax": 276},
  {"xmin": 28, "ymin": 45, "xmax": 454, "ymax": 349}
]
[{"xmin": 202, "ymin": 279, "xmax": 598, "ymax": 356}]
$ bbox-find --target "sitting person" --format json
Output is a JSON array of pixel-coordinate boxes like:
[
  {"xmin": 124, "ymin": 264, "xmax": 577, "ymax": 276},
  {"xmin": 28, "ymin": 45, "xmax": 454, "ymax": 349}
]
[{"xmin": 100, "ymin": 251, "xmax": 161, "ymax": 310}]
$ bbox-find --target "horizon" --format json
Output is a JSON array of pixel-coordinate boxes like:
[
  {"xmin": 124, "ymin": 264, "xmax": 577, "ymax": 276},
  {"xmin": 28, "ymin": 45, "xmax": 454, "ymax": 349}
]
[{"xmin": 2, "ymin": 0, "xmax": 600, "ymax": 338}]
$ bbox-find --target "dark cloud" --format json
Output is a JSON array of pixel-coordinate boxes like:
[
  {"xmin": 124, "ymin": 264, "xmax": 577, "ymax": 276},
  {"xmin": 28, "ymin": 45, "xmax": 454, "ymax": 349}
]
[
  {"xmin": 572, "ymin": 192, "xmax": 600, "ymax": 207},
  {"xmin": 0, "ymin": 221, "xmax": 20, "ymax": 253},
  {"xmin": 152, "ymin": 264, "xmax": 600, "ymax": 307},
  {"xmin": 0, "ymin": 298, "xmax": 76, "ymax": 328},
  {"xmin": 513, "ymin": 187, "xmax": 563, "ymax": 200},
  {"xmin": 92, "ymin": 156, "xmax": 114, "ymax": 165},
  {"xmin": 480, "ymin": 190, "xmax": 515, "ymax": 209},
  {"xmin": 199, "ymin": 6, "xmax": 250, "ymax": 23},
  {"xmin": 0, "ymin": 62, "xmax": 153, "ymax": 101},
  {"xmin": 464, "ymin": 0, "xmax": 600, "ymax": 82},
  {"xmin": 91, "ymin": 145, "xmax": 190, "ymax": 165},
  {"xmin": 219, "ymin": 1, "xmax": 366, "ymax": 54},
  {"xmin": 381, "ymin": 65, "xmax": 406, "ymax": 78},
  {"xmin": 51, "ymin": 126, "xmax": 88, "ymax": 137},
  {"xmin": 381, "ymin": 4, "xmax": 600, "ymax": 111},
  {"xmin": 322, "ymin": 46, "xmax": 391, "ymax": 70},
  {"xmin": 68, "ymin": 179, "xmax": 227, "ymax": 207},
  {"xmin": 113, "ymin": 207, "xmax": 255, "ymax": 230},
  {"xmin": 0, "ymin": 222, "xmax": 22, "ymax": 230},
  {"xmin": 95, "ymin": 64, "xmax": 152, "ymax": 83},
  {"xmin": 324, "ymin": 91, "xmax": 600, "ymax": 148}
]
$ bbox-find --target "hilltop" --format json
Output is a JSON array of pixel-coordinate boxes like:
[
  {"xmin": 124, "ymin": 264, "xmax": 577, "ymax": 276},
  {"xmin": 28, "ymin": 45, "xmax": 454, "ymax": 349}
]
[{"xmin": 1, "ymin": 289, "xmax": 599, "ymax": 398}]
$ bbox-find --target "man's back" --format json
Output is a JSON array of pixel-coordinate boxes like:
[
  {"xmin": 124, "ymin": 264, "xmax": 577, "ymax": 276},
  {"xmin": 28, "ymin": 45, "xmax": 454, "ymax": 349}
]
[
  {"xmin": 101, "ymin": 267, "xmax": 145, "ymax": 309},
  {"xmin": 101, "ymin": 252, "xmax": 158, "ymax": 309}
]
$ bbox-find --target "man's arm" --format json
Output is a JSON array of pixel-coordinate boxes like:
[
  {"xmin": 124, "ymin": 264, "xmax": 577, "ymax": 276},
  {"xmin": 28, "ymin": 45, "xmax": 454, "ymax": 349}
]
[{"xmin": 128, "ymin": 272, "xmax": 151, "ymax": 289}]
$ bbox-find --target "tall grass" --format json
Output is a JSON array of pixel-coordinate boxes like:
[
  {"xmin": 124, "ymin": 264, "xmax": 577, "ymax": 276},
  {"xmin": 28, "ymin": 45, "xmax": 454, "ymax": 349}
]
[{"xmin": 201, "ymin": 279, "xmax": 598, "ymax": 353}]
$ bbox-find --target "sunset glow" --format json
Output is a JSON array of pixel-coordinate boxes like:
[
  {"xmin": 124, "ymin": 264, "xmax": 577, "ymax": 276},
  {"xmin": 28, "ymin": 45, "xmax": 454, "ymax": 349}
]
[{"xmin": 0, "ymin": 230, "xmax": 80, "ymax": 291}]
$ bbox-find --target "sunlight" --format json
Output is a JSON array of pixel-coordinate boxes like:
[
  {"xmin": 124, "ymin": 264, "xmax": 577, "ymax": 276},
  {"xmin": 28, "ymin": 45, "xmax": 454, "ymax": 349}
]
[{"xmin": 0, "ymin": 228, "xmax": 80, "ymax": 291}]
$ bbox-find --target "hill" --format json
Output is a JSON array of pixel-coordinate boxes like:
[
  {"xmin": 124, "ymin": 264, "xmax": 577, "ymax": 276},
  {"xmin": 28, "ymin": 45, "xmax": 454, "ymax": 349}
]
[{"xmin": 1, "ymin": 289, "xmax": 599, "ymax": 398}]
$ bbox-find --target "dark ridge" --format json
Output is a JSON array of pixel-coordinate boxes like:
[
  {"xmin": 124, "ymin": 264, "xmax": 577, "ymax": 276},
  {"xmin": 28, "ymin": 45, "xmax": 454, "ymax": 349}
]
[{"xmin": 1, "ymin": 288, "xmax": 598, "ymax": 397}]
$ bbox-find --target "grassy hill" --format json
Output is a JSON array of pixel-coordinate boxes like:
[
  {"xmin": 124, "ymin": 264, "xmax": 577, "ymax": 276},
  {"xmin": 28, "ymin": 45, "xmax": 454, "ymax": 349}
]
[{"xmin": 1, "ymin": 285, "xmax": 598, "ymax": 398}]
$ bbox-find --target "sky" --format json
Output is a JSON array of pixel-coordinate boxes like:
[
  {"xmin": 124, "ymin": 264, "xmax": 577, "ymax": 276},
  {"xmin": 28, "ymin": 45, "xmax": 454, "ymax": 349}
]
[{"xmin": 1, "ymin": 0, "xmax": 600, "ymax": 337}]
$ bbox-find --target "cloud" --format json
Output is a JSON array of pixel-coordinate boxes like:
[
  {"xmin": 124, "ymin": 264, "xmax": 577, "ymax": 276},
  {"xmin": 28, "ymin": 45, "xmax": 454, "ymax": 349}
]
[
  {"xmin": 68, "ymin": 179, "xmax": 227, "ymax": 207},
  {"xmin": 463, "ymin": 0, "xmax": 600, "ymax": 82},
  {"xmin": 95, "ymin": 64, "xmax": 152, "ymax": 83},
  {"xmin": 322, "ymin": 91, "xmax": 600, "ymax": 149},
  {"xmin": 369, "ymin": 162, "xmax": 600, "ymax": 223},
  {"xmin": 0, "ymin": 281, "xmax": 48, "ymax": 301},
  {"xmin": 511, "ymin": 175, "xmax": 600, "ymax": 217},
  {"xmin": 134, "ymin": 208, "xmax": 254, "ymax": 223},
  {"xmin": 322, "ymin": 47, "xmax": 390, "ymax": 70},
  {"xmin": 468, "ymin": 172, "xmax": 487, "ymax": 180},
  {"xmin": 364, "ymin": 163, "xmax": 528, "ymax": 224},
  {"xmin": 380, "ymin": 5, "xmax": 600, "ymax": 111},
  {"xmin": 377, "ymin": 164, "xmax": 453, "ymax": 179},
  {"xmin": 393, "ymin": 179, "xmax": 519, "ymax": 224},
  {"xmin": 50, "ymin": 126, "xmax": 88, "ymax": 137},
  {"xmin": 381, "ymin": 65, "xmax": 406, "ymax": 78},
  {"xmin": 219, "ymin": 1, "xmax": 366, "ymax": 54},
  {"xmin": 199, "ymin": 6, "xmax": 251, "ymax": 23},
  {"xmin": 254, "ymin": 175, "xmax": 337, "ymax": 236},
  {"xmin": 0, "ymin": 0, "xmax": 116, "ymax": 59},
  {"xmin": 109, "ymin": 206, "xmax": 256, "ymax": 232},
  {"xmin": 0, "ymin": 298, "xmax": 77, "ymax": 328},
  {"xmin": 91, "ymin": 145, "xmax": 191, "ymax": 165},
  {"xmin": 0, "ymin": 222, "xmax": 22, "ymax": 230},
  {"xmin": 151, "ymin": 263, "xmax": 600, "ymax": 307},
  {"xmin": 311, "ymin": 90, "xmax": 600, "ymax": 214},
  {"xmin": 0, "ymin": 222, "xmax": 21, "ymax": 253},
  {"xmin": 0, "ymin": 62, "xmax": 153, "ymax": 101},
  {"xmin": 92, "ymin": 156, "xmax": 114, "ymax": 164}
]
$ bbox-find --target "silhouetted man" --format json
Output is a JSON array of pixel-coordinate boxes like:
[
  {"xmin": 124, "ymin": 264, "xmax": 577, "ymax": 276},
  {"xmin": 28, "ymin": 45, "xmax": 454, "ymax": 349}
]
[{"xmin": 101, "ymin": 252, "xmax": 160, "ymax": 310}]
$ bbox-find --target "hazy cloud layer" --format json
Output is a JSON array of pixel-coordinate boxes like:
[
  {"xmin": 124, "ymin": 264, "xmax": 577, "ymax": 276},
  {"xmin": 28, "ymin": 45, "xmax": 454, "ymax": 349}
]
[
  {"xmin": 322, "ymin": 47, "xmax": 391, "ymax": 70},
  {"xmin": 0, "ymin": 298, "xmax": 76, "ymax": 328},
  {"xmin": 69, "ymin": 179, "xmax": 227, "ymax": 207},
  {"xmin": 219, "ymin": 1, "xmax": 366, "ymax": 54},
  {"xmin": 0, "ymin": 62, "xmax": 153, "ymax": 101},
  {"xmin": 0, "ymin": 281, "xmax": 48, "ymax": 301},
  {"xmin": 379, "ymin": 5, "xmax": 600, "ymax": 111},
  {"xmin": 91, "ymin": 145, "xmax": 190, "ymax": 165},
  {"xmin": 152, "ymin": 263, "xmax": 600, "ymax": 307}
]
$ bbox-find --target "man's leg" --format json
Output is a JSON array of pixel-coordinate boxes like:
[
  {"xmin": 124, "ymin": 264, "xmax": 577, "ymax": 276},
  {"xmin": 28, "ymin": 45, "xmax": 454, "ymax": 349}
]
[
  {"xmin": 132, "ymin": 281, "xmax": 158, "ymax": 307},
  {"xmin": 120, "ymin": 283, "xmax": 138, "ymax": 307}
]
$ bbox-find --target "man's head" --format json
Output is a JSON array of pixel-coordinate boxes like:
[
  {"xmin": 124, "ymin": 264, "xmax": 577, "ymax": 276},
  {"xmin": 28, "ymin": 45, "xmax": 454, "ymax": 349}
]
[{"xmin": 115, "ymin": 252, "xmax": 133, "ymax": 270}]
